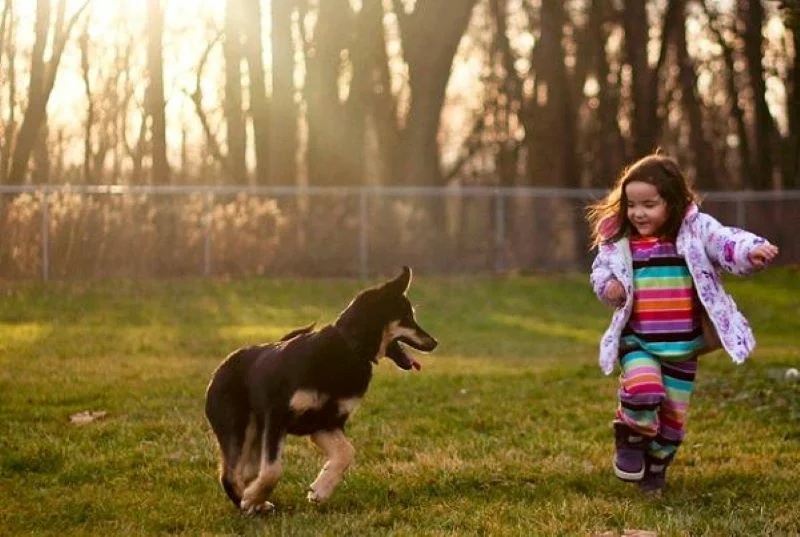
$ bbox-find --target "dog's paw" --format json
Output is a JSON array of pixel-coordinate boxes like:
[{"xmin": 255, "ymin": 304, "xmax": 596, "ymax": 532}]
[
  {"xmin": 240, "ymin": 500, "xmax": 275, "ymax": 516},
  {"xmin": 306, "ymin": 487, "xmax": 330, "ymax": 504}
]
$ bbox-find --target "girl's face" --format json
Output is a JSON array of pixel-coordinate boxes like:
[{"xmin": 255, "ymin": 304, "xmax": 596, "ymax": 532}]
[{"xmin": 625, "ymin": 180, "xmax": 668, "ymax": 237}]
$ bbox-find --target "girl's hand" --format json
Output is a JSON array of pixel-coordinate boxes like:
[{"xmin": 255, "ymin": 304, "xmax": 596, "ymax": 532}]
[
  {"xmin": 748, "ymin": 243, "xmax": 779, "ymax": 268},
  {"xmin": 604, "ymin": 279, "xmax": 626, "ymax": 308}
]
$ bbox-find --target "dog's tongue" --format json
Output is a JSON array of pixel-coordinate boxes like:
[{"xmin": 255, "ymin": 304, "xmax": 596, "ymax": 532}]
[{"xmin": 411, "ymin": 357, "xmax": 421, "ymax": 371}]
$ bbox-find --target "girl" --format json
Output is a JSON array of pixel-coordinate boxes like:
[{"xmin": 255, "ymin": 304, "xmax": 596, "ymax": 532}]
[{"xmin": 587, "ymin": 153, "xmax": 779, "ymax": 492}]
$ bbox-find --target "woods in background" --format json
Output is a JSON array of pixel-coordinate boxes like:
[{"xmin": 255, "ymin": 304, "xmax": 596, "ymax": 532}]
[{"xmin": 0, "ymin": 0, "xmax": 798, "ymax": 190}]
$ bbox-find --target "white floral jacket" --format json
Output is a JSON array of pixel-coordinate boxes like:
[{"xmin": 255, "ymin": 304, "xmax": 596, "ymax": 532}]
[{"xmin": 590, "ymin": 204, "xmax": 768, "ymax": 375}]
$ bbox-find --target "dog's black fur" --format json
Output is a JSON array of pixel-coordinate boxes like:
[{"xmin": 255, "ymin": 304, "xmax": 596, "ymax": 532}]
[{"xmin": 204, "ymin": 266, "xmax": 437, "ymax": 513}]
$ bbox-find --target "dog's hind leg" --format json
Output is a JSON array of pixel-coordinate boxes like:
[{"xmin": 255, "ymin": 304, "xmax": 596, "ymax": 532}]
[
  {"xmin": 239, "ymin": 415, "xmax": 284, "ymax": 515},
  {"xmin": 307, "ymin": 429, "xmax": 355, "ymax": 504},
  {"xmin": 231, "ymin": 413, "xmax": 262, "ymax": 496},
  {"xmin": 206, "ymin": 383, "xmax": 251, "ymax": 508}
]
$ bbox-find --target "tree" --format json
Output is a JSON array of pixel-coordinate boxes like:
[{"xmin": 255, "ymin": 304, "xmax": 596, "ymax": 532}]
[
  {"xmin": 304, "ymin": 0, "xmax": 351, "ymax": 186},
  {"xmin": 674, "ymin": 0, "xmax": 717, "ymax": 189},
  {"xmin": 270, "ymin": 0, "xmax": 297, "ymax": 185},
  {"xmin": 146, "ymin": 0, "xmax": 169, "ymax": 184},
  {"xmin": 6, "ymin": 0, "xmax": 90, "ymax": 185},
  {"xmin": 524, "ymin": 1, "xmax": 578, "ymax": 188},
  {"xmin": 224, "ymin": 0, "xmax": 246, "ymax": 184},
  {"xmin": 242, "ymin": 0, "xmax": 269, "ymax": 185},
  {"xmin": 392, "ymin": 0, "xmax": 479, "ymax": 186},
  {"xmin": 741, "ymin": 0, "xmax": 777, "ymax": 189},
  {"xmin": 0, "ymin": 0, "xmax": 16, "ymax": 182},
  {"xmin": 703, "ymin": 2, "xmax": 754, "ymax": 186},
  {"xmin": 621, "ymin": 0, "xmax": 677, "ymax": 158}
]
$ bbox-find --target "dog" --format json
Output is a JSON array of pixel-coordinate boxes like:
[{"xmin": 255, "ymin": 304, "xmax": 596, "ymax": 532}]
[{"xmin": 204, "ymin": 266, "xmax": 438, "ymax": 514}]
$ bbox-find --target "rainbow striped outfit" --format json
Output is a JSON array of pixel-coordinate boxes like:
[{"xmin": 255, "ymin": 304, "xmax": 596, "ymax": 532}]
[{"xmin": 615, "ymin": 235, "xmax": 703, "ymax": 461}]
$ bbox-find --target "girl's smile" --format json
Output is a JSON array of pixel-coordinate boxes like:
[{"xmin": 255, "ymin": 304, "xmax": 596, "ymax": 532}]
[{"xmin": 625, "ymin": 181, "xmax": 668, "ymax": 237}]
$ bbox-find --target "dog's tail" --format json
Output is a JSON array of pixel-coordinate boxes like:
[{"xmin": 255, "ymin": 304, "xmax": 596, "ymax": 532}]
[{"xmin": 279, "ymin": 323, "xmax": 315, "ymax": 342}]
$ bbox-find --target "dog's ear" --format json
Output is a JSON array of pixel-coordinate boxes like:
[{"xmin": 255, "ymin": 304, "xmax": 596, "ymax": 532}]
[{"xmin": 385, "ymin": 266, "xmax": 412, "ymax": 295}]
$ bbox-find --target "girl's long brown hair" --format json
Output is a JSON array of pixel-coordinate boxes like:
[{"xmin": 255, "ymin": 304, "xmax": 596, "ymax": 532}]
[{"xmin": 586, "ymin": 153, "xmax": 700, "ymax": 248}]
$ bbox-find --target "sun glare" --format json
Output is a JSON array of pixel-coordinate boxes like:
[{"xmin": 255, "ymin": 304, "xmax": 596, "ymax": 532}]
[{"xmin": 37, "ymin": 0, "xmax": 242, "ymax": 167}]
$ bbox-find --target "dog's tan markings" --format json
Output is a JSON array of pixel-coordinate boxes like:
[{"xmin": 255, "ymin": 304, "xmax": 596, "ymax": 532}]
[
  {"xmin": 289, "ymin": 389, "xmax": 329, "ymax": 413},
  {"xmin": 390, "ymin": 325, "xmax": 429, "ymax": 347},
  {"xmin": 307, "ymin": 429, "xmax": 355, "ymax": 504},
  {"xmin": 337, "ymin": 397, "xmax": 361, "ymax": 417},
  {"xmin": 233, "ymin": 413, "xmax": 262, "ymax": 491},
  {"xmin": 374, "ymin": 321, "xmax": 400, "ymax": 363},
  {"xmin": 240, "ymin": 427, "xmax": 283, "ymax": 514}
]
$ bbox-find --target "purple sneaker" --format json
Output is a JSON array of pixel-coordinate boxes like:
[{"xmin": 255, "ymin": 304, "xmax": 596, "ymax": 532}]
[{"xmin": 613, "ymin": 423, "xmax": 646, "ymax": 481}]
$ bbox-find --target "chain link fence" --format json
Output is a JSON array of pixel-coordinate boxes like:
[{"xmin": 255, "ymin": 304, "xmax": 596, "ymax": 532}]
[{"xmin": 0, "ymin": 185, "xmax": 797, "ymax": 280}]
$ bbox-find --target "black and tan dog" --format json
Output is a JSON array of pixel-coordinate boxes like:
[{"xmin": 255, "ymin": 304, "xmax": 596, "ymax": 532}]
[{"xmin": 204, "ymin": 266, "xmax": 438, "ymax": 514}]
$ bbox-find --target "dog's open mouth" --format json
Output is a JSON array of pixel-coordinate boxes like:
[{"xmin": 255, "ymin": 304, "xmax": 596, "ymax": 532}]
[{"xmin": 386, "ymin": 340, "xmax": 422, "ymax": 371}]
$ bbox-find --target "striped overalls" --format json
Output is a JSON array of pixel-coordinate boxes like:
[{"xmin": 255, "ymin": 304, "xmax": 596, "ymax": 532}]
[{"xmin": 615, "ymin": 236, "xmax": 703, "ymax": 462}]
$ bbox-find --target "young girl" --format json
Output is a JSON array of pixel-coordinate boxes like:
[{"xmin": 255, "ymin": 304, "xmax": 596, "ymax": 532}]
[{"xmin": 587, "ymin": 153, "xmax": 779, "ymax": 492}]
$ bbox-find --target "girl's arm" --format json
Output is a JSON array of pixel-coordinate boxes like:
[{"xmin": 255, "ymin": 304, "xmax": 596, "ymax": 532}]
[
  {"xmin": 590, "ymin": 248, "xmax": 619, "ymax": 306},
  {"xmin": 698, "ymin": 213, "xmax": 771, "ymax": 276}
]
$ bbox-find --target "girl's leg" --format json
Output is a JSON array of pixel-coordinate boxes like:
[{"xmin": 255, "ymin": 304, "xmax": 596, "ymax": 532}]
[
  {"xmin": 648, "ymin": 356, "xmax": 698, "ymax": 460},
  {"xmin": 615, "ymin": 348, "xmax": 665, "ymax": 436},
  {"xmin": 613, "ymin": 347, "xmax": 664, "ymax": 481},
  {"xmin": 640, "ymin": 356, "xmax": 698, "ymax": 492}
]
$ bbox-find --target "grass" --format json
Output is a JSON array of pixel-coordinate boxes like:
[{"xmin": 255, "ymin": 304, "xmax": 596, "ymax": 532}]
[{"xmin": 0, "ymin": 268, "xmax": 798, "ymax": 536}]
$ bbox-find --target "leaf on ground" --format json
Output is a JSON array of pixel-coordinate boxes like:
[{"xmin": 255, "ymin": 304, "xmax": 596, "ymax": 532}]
[{"xmin": 69, "ymin": 410, "xmax": 108, "ymax": 425}]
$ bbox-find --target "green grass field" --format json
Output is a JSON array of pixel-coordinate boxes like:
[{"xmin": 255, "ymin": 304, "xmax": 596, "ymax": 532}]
[{"xmin": 1, "ymin": 268, "xmax": 798, "ymax": 536}]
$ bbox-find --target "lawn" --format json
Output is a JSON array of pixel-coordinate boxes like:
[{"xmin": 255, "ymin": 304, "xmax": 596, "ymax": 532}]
[{"xmin": 0, "ymin": 268, "xmax": 798, "ymax": 536}]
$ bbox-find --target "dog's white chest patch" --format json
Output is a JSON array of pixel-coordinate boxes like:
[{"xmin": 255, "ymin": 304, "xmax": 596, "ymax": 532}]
[
  {"xmin": 337, "ymin": 397, "xmax": 361, "ymax": 417},
  {"xmin": 289, "ymin": 390, "xmax": 329, "ymax": 413}
]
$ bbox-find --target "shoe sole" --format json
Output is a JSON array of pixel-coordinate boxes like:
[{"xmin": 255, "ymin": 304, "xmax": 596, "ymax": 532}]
[{"xmin": 614, "ymin": 461, "xmax": 644, "ymax": 481}]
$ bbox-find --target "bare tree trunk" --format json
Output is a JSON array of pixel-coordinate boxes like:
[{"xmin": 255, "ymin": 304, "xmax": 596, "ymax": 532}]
[
  {"xmin": 224, "ymin": 0, "xmax": 246, "ymax": 184},
  {"xmin": 305, "ymin": 0, "xmax": 350, "ymax": 186},
  {"xmin": 32, "ymin": 117, "xmax": 50, "ymax": 183},
  {"xmin": 341, "ymin": 2, "xmax": 377, "ymax": 187},
  {"xmin": 590, "ymin": 0, "xmax": 624, "ymax": 187},
  {"xmin": 742, "ymin": 0, "xmax": 776, "ymax": 189},
  {"xmin": 147, "ymin": 0, "xmax": 169, "ymax": 184},
  {"xmin": 674, "ymin": 0, "xmax": 717, "ymax": 189},
  {"xmin": 7, "ymin": 0, "xmax": 89, "ymax": 185},
  {"xmin": 785, "ymin": 8, "xmax": 799, "ymax": 188},
  {"xmin": 114, "ymin": 24, "xmax": 135, "ymax": 182},
  {"xmin": 526, "ymin": 1, "xmax": 577, "ymax": 187},
  {"xmin": 0, "ymin": 0, "xmax": 15, "ymax": 182},
  {"xmin": 270, "ymin": 0, "xmax": 297, "ymax": 185},
  {"xmin": 622, "ymin": 0, "xmax": 677, "ymax": 158},
  {"xmin": 393, "ymin": 0, "xmax": 478, "ymax": 186},
  {"xmin": 704, "ymin": 3, "xmax": 753, "ymax": 187},
  {"xmin": 8, "ymin": 0, "xmax": 50, "ymax": 184},
  {"xmin": 365, "ymin": 1, "xmax": 401, "ymax": 186},
  {"xmin": 187, "ymin": 32, "xmax": 229, "ymax": 173},
  {"xmin": 79, "ymin": 17, "xmax": 93, "ymax": 183},
  {"xmin": 242, "ymin": 0, "xmax": 269, "ymax": 185},
  {"xmin": 0, "ymin": 0, "xmax": 10, "ymax": 69},
  {"xmin": 488, "ymin": 0, "xmax": 523, "ymax": 187}
]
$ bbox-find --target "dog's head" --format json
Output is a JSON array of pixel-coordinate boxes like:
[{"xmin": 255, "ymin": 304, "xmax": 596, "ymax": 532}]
[{"xmin": 336, "ymin": 266, "xmax": 438, "ymax": 370}]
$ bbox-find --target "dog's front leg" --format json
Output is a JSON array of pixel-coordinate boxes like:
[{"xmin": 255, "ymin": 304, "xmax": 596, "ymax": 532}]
[
  {"xmin": 307, "ymin": 429, "xmax": 355, "ymax": 503},
  {"xmin": 240, "ymin": 419, "xmax": 284, "ymax": 515}
]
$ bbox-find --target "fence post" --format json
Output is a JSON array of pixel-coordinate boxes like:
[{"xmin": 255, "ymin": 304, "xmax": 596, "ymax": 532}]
[
  {"xmin": 494, "ymin": 188, "xmax": 505, "ymax": 273},
  {"xmin": 41, "ymin": 186, "xmax": 50, "ymax": 281},
  {"xmin": 359, "ymin": 188, "xmax": 368, "ymax": 279}
]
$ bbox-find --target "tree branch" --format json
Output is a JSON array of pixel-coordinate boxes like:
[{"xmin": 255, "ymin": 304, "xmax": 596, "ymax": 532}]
[{"xmin": 185, "ymin": 30, "xmax": 229, "ymax": 173}]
